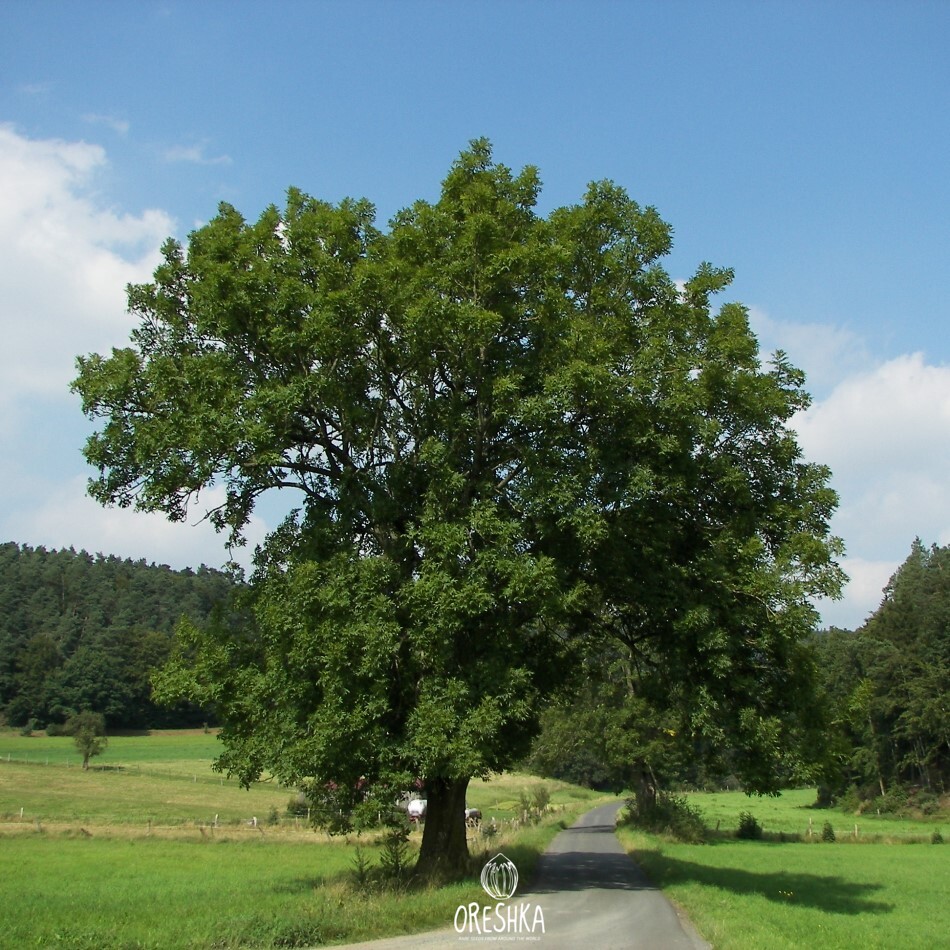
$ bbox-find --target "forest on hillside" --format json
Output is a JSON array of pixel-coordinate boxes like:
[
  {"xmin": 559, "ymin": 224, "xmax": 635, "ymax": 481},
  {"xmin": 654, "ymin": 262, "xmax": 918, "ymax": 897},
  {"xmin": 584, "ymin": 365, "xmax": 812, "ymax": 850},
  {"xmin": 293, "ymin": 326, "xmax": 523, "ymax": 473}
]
[{"xmin": 0, "ymin": 543, "xmax": 236, "ymax": 729}]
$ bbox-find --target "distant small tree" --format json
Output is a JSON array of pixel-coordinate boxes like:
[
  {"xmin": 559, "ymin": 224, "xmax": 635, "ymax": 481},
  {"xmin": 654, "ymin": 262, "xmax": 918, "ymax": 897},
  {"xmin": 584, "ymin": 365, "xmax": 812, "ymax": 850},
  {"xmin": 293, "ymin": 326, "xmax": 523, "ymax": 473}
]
[{"xmin": 64, "ymin": 711, "xmax": 107, "ymax": 770}]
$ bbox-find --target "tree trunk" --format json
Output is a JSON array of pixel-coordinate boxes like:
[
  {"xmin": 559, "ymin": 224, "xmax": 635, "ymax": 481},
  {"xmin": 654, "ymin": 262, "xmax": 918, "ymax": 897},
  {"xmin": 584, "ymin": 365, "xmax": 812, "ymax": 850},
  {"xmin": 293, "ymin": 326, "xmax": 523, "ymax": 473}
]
[
  {"xmin": 634, "ymin": 764, "xmax": 656, "ymax": 813},
  {"xmin": 415, "ymin": 776, "xmax": 470, "ymax": 880},
  {"xmin": 82, "ymin": 752, "xmax": 89, "ymax": 771},
  {"xmin": 867, "ymin": 713, "xmax": 886, "ymax": 797}
]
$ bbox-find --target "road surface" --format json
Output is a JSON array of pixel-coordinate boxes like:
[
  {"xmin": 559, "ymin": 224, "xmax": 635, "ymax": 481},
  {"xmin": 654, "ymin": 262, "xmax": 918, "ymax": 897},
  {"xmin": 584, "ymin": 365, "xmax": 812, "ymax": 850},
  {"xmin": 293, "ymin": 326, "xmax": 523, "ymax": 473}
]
[{"xmin": 333, "ymin": 801, "xmax": 710, "ymax": 949}]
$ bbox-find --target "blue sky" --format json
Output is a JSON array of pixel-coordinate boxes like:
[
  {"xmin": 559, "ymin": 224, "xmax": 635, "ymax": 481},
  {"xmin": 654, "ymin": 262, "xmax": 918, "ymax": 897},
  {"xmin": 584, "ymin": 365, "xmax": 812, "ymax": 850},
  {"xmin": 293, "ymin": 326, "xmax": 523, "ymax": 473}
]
[{"xmin": 2, "ymin": 0, "xmax": 949, "ymax": 629}]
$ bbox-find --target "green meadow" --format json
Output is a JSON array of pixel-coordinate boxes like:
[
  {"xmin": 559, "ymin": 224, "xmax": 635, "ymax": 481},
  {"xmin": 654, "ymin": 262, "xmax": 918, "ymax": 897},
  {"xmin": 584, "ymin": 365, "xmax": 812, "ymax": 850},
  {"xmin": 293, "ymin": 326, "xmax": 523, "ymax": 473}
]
[
  {"xmin": 4, "ymin": 731, "xmax": 947, "ymax": 948},
  {"xmin": 0, "ymin": 729, "xmax": 289, "ymax": 826},
  {"xmin": 617, "ymin": 789, "xmax": 950, "ymax": 949},
  {"xmin": 0, "ymin": 728, "xmax": 606, "ymax": 948},
  {"xmin": 0, "ymin": 728, "xmax": 226, "ymax": 770},
  {"xmin": 683, "ymin": 787, "xmax": 948, "ymax": 841},
  {"xmin": 0, "ymin": 729, "xmax": 601, "ymax": 829}
]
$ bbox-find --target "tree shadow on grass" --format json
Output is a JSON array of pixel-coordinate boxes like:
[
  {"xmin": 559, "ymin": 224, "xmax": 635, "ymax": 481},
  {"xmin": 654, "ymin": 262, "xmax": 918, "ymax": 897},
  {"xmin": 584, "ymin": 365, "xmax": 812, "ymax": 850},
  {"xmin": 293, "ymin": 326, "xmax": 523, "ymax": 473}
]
[
  {"xmin": 272, "ymin": 875, "xmax": 335, "ymax": 894},
  {"xmin": 634, "ymin": 848, "xmax": 894, "ymax": 916}
]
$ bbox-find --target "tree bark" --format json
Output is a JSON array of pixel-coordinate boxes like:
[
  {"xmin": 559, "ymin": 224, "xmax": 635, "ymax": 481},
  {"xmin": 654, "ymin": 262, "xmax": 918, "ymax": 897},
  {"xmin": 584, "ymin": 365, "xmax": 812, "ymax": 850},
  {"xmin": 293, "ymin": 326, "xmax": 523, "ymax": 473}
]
[
  {"xmin": 415, "ymin": 776, "xmax": 470, "ymax": 880},
  {"xmin": 635, "ymin": 764, "xmax": 656, "ymax": 813}
]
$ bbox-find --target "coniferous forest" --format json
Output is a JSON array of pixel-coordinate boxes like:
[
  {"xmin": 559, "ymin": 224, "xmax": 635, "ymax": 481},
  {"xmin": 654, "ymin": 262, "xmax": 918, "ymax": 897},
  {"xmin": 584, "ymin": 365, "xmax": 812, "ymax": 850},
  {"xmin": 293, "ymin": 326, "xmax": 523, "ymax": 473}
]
[{"xmin": 0, "ymin": 542, "xmax": 236, "ymax": 730}]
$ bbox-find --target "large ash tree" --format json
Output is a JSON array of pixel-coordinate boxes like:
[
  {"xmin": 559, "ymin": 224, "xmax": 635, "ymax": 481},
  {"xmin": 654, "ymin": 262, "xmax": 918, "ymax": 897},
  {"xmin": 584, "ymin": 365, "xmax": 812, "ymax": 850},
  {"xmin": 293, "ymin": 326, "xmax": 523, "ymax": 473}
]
[{"xmin": 73, "ymin": 141, "xmax": 843, "ymax": 876}]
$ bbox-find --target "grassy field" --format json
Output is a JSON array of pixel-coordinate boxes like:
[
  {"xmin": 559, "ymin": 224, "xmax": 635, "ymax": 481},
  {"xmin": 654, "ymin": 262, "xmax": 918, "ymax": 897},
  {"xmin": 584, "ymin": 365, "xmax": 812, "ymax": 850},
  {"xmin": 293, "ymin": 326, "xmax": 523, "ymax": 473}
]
[
  {"xmin": 0, "ymin": 728, "xmax": 227, "ymax": 770},
  {"xmin": 7, "ymin": 730, "xmax": 946, "ymax": 948},
  {"xmin": 0, "ymin": 728, "xmax": 608, "ymax": 948},
  {"xmin": 0, "ymin": 728, "xmax": 601, "ymax": 828},
  {"xmin": 682, "ymin": 787, "xmax": 948, "ymax": 841},
  {"xmin": 616, "ymin": 789, "xmax": 950, "ymax": 949},
  {"xmin": 0, "ymin": 729, "xmax": 290, "ymax": 826}
]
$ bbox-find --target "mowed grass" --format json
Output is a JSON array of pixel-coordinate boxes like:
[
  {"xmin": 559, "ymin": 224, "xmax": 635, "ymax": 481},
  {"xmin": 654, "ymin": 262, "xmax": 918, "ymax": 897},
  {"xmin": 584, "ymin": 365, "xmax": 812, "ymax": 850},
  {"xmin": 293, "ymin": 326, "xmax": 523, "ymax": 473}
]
[
  {"xmin": 0, "ymin": 729, "xmax": 608, "ymax": 947},
  {"xmin": 1, "ymin": 801, "xmax": 598, "ymax": 949},
  {"xmin": 0, "ymin": 729, "xmax": 602, "ymax": 826},
  {"xmin": 0, "ymin": 831, "xmax": 489, "ymax": 949},
  {"xmin": 0, "ymin": 728, "xmax": 226, "ymax": 771},
  {"xmin": 0, "ymin": 729, "xmax": 289, "ymax": 825},
  {"xmin": 683, "ymin": 787, "xmax": 948, "ymax": 841},
  {"xmin": 617, "ymin": 790, "xmax": 950, "ymax": 949},
  {"xmin": 0, "ymin": 760, "xmax": 290, "ymax": 825}
]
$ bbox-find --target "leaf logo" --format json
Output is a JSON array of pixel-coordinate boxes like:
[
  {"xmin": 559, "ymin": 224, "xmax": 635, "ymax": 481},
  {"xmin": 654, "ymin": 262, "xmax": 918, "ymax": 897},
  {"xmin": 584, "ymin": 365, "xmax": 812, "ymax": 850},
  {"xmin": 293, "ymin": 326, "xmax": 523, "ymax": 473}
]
[{"xmin": 480, "ymin": 852, "xmax": 519, "ymax": 900}]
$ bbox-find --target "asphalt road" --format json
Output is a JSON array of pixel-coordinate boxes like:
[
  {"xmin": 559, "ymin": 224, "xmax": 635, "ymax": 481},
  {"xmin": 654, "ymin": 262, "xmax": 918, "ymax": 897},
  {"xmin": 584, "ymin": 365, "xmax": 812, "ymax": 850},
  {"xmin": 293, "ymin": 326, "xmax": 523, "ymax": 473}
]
[{"xmin": 334, "ymin": 801, "xmax": 710, "ymax": 950}]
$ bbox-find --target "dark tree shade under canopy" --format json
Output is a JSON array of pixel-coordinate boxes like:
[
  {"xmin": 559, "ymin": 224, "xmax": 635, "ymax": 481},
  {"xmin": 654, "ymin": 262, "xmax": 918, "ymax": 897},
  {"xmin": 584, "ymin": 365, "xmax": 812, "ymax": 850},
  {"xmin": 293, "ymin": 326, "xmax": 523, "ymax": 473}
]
[{"xmin": 73, "ymin": 140, "xmax": 844, "ymax": 875}]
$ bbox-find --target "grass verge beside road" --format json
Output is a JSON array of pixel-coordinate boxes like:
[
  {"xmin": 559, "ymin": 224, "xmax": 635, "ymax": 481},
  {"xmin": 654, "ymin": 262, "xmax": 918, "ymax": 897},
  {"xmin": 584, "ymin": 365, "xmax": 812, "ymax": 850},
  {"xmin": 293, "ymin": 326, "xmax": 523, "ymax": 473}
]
[
  {"xmin": 1, "ymin": 803, "xmax": 596, "ymax": 949},
  {"xmin": 1, "ymin": 832, "xmax": 482, "ymax": 949},
  {"xmin": 616, "ymin": 790, "xmax": 949, "ymax": 949},
  {"xmin": 682, "ymin": 787, "xmax": 947, "ymax": 841}
]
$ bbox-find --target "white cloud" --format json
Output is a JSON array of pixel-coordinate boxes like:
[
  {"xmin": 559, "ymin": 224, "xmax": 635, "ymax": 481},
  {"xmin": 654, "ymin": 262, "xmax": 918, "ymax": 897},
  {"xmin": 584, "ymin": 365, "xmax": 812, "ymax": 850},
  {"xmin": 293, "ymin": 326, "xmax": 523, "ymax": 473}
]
[
  {"xmin": 162, "ymin": 142, "xmax": 231, "ymax": 166},
  {"xmin": 6, "ymin": 476, "xmax": 266, "ymax": 574},
  {"xmin": 82, "ymin": 113, "xmax": 130, "ymax": 136},
  {"xmin": 814, "ymin": 557, "xmax": 897, "ymax": 631},
  {"xmin": 0, "ymin": 124, "xmax": 173, "ymax": 411},
  {"xmin": 749, "ymin": 306, "xmax": 872, "ymax": 398},
  {"xmin": 794, "ymin": 354, "xmax": 950, "ymax": 475},
  {"xmin": 17, "ymin": 82, "xmax": 53, "ymax": 97},
  {"xmin": 0, "ymin": 125, "xmax": 225, "ymax": 567},
  {"xmin": 0, "ymin": 126, "xmax": 281, "ymax": 572},
  {"xmin": 793, "ymin": 353, "xmax": 950, "ymax": 627},
  {"xmin": 748, "ymin": 305, "xmax": 950, "ymax": 626}
]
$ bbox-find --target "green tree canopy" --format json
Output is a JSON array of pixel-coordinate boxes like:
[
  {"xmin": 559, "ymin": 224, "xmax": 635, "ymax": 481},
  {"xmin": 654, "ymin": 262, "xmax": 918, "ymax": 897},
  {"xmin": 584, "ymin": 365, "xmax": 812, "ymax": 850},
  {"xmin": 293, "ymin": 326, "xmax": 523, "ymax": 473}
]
[
  {"xmin": 64, "ymin": 710, "xmax": 107, "ymax": 770},
  {"xmin": 816, "ymin": 539, "xmax": 950, "ymax": 797},
  {"xmin": 74, "ymin": 140, "xmax": 843, "ymax": 875}
]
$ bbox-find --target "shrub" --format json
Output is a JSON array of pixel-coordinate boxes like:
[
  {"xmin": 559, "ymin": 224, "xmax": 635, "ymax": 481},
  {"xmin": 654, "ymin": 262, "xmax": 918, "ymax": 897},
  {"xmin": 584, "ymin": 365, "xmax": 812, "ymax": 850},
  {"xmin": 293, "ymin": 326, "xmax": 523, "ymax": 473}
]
[
  {"xmin": 63, "ymin": 711, "xmax": 107, "ymax": 770},
  {"xmin": 517, "ymin": 784, "xmax": 551, "ymax": 824},
  {"xmin": 821, "ymin": 821, "xmax": 836, "ymax": 842},
  {"xmin": 875, "ymin": 786, "xmax": 909, "ymax": 815},
  {"xmin": 351, "ymin": 844, "xmax": 374, "ymax": 888},
  {"xmin": 532, "ymin": 784, "xmax": 551, "ymax": 815},
  {"xmin": 838, "ymin": 785, "xmax": 862, "ymax": 814},
  {"xmin": 736, "ymin": 811, "xmax": 763, "ymax": 840},
  {"xmin": 378, "ymin": 823, "xmax": 412, "ymax": 884},
  {"xmin": 932, "ymin": 831, "xmax": 944, "ymax": 845},
  {"xmin": 481, "ymin": 820, "xmax": 499, "ymax": 842},
  {"xmin": 909, "ymin": 789, "xmax": 940, "ymax": 816},
  {"xmin": 518, "ymin": 789, "xmax": 535, "ymax": 824},
  {"xmin": 814, "ymin": 784, "xmax": 835, "ymax": 808},
  {"xmin": 621, "ymin": 792, "xmax": 706, "ymax": 843},
  {"xmin": 286, "ymin": 792, "xmax": 309, "ymax": 817}
]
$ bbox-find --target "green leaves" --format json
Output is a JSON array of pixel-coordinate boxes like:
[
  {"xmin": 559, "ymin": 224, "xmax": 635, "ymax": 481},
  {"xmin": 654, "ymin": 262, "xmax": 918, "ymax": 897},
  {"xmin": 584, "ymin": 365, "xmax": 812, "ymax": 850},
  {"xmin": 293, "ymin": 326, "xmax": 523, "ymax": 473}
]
[
  {"xmin": 75, "ymin": 140, "xmax": 844, "ymax": 832},
  {"xmin": 64, "ymin": 710, "xmax": 108, "ymax": 769}
]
